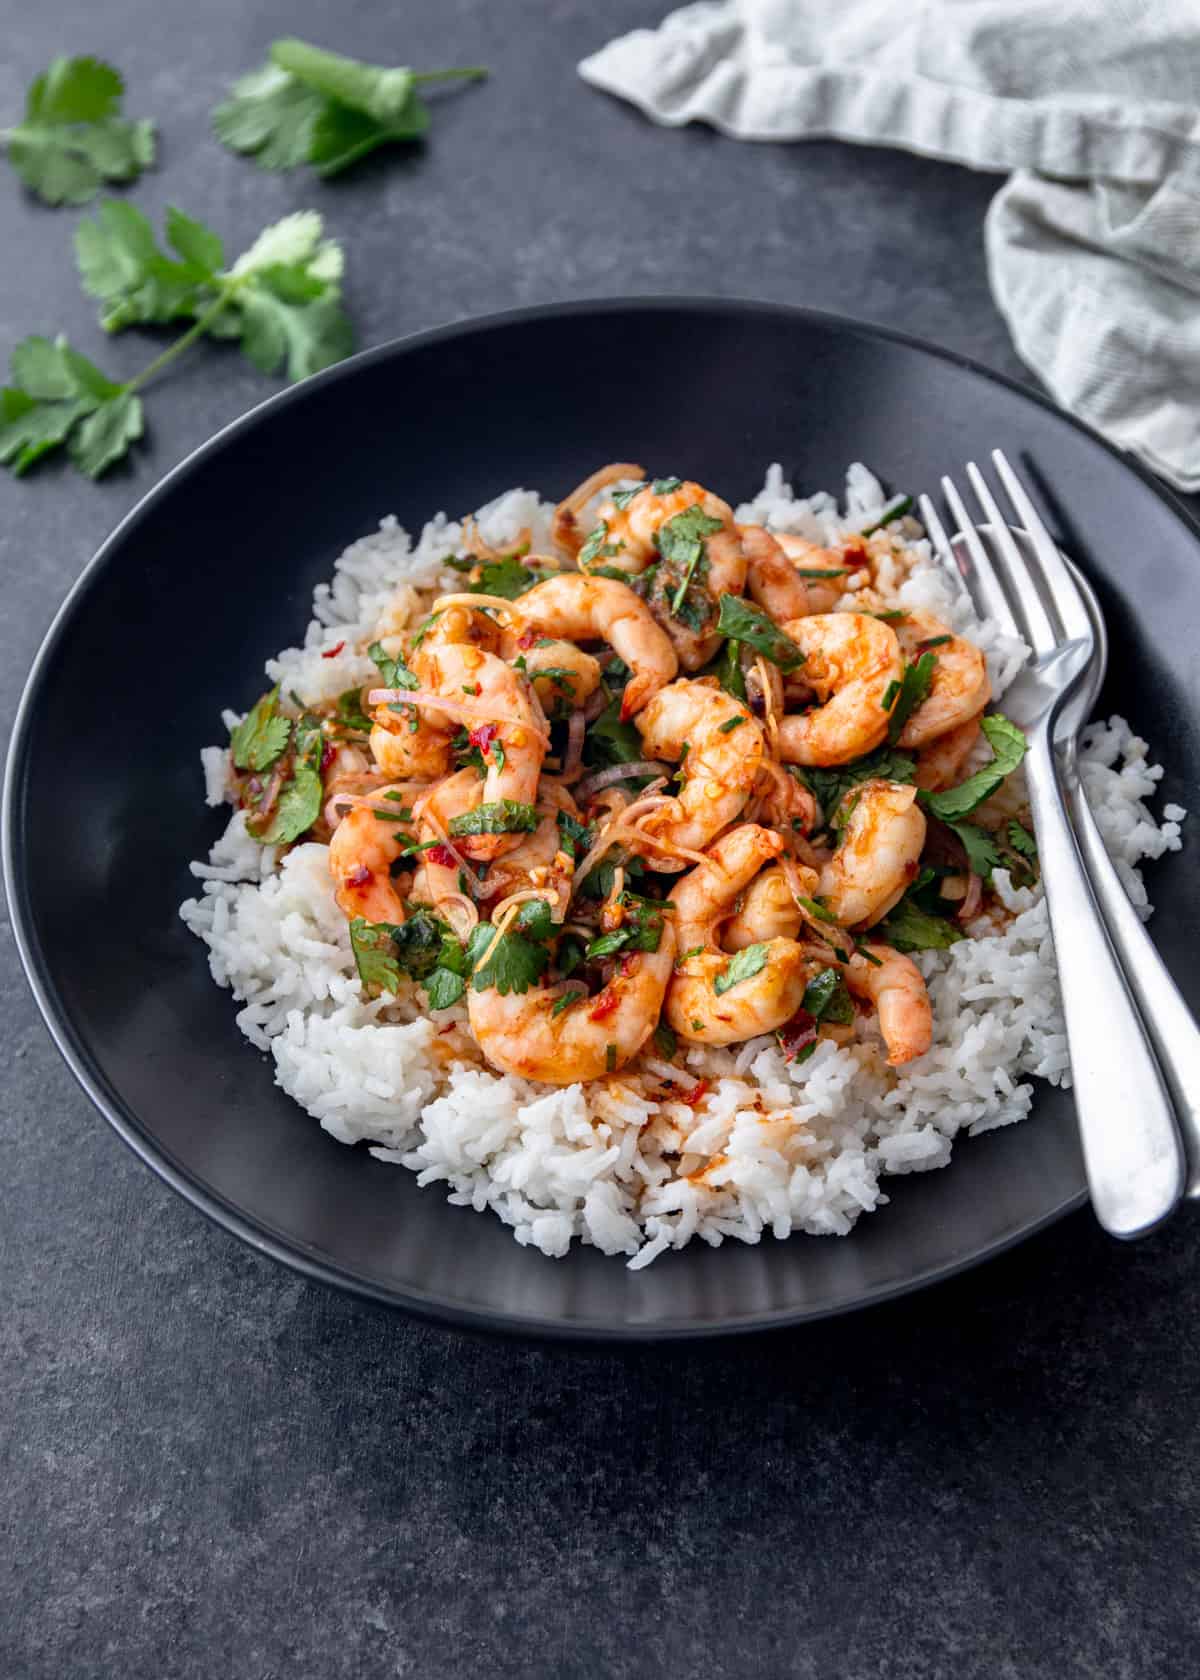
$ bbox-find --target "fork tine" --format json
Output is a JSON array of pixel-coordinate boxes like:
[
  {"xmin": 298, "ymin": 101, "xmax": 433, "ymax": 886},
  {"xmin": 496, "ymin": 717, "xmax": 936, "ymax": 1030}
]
[
  {"xmin": 964, "ymin": 462, "xmax": 1059, "ymax": 653},
  {"xmin": 990, "ymin": 450, "xmax": 1092, "ymax": 645},
  {"xmin": 938, "ymin": 474, "xmax": 1021, "ymax": 637}
]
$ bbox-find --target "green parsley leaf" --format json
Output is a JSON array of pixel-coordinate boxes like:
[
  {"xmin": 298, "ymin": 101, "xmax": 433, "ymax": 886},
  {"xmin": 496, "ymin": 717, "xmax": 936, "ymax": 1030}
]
[
  {"xmin": 424, "ymin": 967, "xmax": 466, "ymax": 1010},
  {"xmin": 368, "ymin": 640, "xmax": 418, "ymax": 691},
  {"xmin": 448, "ymin": 800, "xmax": 539, "ymax": 837},
  {"xmin": 610, "ymin": 482, "xmax": 646, "ymax": 510},
  {"xmin": 802, "ymin": 966, "xmax": 855, "ymax": 1025},
  {"xmin": 886, "ymin": 651, "xmax": 937, "ymax": 744},
  {"xmin": 75, "ymin": 200, "xmax": 221, "ymax": 331},
  {"xmin": 214, "ymin": 39, "xmax": 486, "ymax": 179},
  {"xmin": 715, "ymin": 594, "xmax": 806, "ymax": 672},
  {"xmin": 258, "ymin": 763, "xmax": 323, "ymax": 844},
  {"xmin": 920, "ymin": 715, "xmax": 1027, "ymax": 822},
  {"xmin": 467, "ymin": 922, "xmax": 549, "ymax": 996},
  {"xmin": 0, "ymin": 334, "xmax": 144, "ymax": 478},
  {"xmin": 6, "ymin": 56, "xmax": 155, "ymax": 207},
  {"xmin": 230, "ymin": 685, "xmax": 291, "ymax": 771},
  {"xmin": 349, "ymin": 917, "xmax": 405, "ymax": 994},
  {"xmin": 714, "ymin": 942, "xmax": 770, "ymax": 996}
]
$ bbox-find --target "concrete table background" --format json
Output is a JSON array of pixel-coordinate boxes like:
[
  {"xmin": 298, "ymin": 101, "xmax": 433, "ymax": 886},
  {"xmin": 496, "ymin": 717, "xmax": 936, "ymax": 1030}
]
[{"xmin": 2, "ymin": 2, "xmax": 1197, "ymax": 1675}]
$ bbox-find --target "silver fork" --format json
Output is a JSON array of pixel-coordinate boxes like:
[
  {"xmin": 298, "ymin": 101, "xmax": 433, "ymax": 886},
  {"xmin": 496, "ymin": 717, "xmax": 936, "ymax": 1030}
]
[{"xmin": 919, "ymin": 452, "xmax": 1186, "ymax": 1238}]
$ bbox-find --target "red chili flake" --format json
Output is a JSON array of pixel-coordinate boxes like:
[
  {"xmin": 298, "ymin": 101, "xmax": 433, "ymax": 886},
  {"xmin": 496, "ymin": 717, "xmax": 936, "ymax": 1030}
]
[
  {"xmin": 681, "ymin": 1079, "xmax": 710, "ymax": 1107},
  {"xmin": 619, "ymin": 953, "xmax": 638, "ymax": 977},
  {"xmin": 776, "ymin": 1010, "xmax": 817, "ymax": 1064},
  {"xmin": 322, "ymin": 640, "xmax": 346, "ymax": 659},
  {"xmin": 904, "ymin": 857, "xmax": 920, "ymax": 879},
  {"xmin": 320, "ymin": 741, "xmax": 336, "ymax": 773},
  {"xmin": 427, "ymin": 844, "xmax": 457, "ymax": 868},
  {"xmin": 517, "ymin": 628, "xmax": 538, "ymax": 651},
  {"xmin": 347, "ymin": 865, "xmax": 371, "ymax": 887},
  {"xmin": 589, "ymin": 990, "xmax": 620, "ymax": 1022},
  {"xmin": 841, "ymin": 537, "xmax": 870, "ymax": 568},
  {"xmin": 468, "ymin": 723, "xmax": 498, "ymax": 757}
]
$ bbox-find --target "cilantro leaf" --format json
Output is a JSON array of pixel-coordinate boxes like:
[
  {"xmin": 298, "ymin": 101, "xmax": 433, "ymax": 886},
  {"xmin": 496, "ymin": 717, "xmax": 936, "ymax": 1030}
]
[
  {"xmin": 0, "ymin": 334, "xmax": 144, "ymax": 479},
  {"xmin": 513, "ymin": 898, "xmax": 555, "ymax": 942},
  {"xmin": 655, "ymin": 504, "xmax": 724, "ymax": 618},
  {"xmin": 610, "ymin": 483, "xmax": 646, "ymax": 510},
  {"xmin": 258, "ymin": 763, "xmax": 323, "ymax": 844},
  {"xmin": 555, "ymin": 809, "xmax": 594, "ymax": 859},
  {"xmin": 368, "ymin": 641, "xmax": 418, "ymax": 691},
  {"xmin": 920, "ymin": 715, "xmax": 1027, "ymax": 821},
  {"xmin": 467, "ymin": 922, "xmax": 549, "ymax": 996},
  {"xmin": 214, "ymin": 39, "xmax": 486, "ymax": 179},
  {"xmin": 700, "ymin": 635, "xmax": 748, "ymax": 703},
  {"xmin": 886, "ymin": 652, "xmax": 937, "ymax": 744},
  {"xmin": 578, "ymin": 519, "xmax": 625, "ymax": 570},
  {"xmin": 584, "ymin": 700, "xmax": 646, "ymax": 770},
  {"xmin": 230, "ymin": 685, "xmax": 292, "ymax": 771},
  {"xmin": 714, "ymin": 942, "xmax": 770, "ymax": 996},
  {"xmin": 802, "ymin": 966, "xmax": 855, "ymax": 1025},
  {"xmin": 879, "ymin": 895, "xmax": 963, "ymax": 953},
  {"xmin": 586, "ymin": 930, "xmax": 628, "ymax": 962},
  {"xmin": 6, "ymin": 56, "xmax": 155, "ymax": 206},
  {"xmin": 716, "ymin": 594, "xmax": 806, "ymax": 672},
  {"xmin": 75, "ymin": 200, "xmax": 220, "ymax": 331},
  {"xmin": 448, "ymin": 800, "xmax": 539, "ymax": 838},
  {"xmin": 1007, "ymin": 819, "xmax": 1037, "ymax": 859},
  {"xmin": 943, "ymin": 819, "xmax": 1003, "ymax": 881},
  {"xmin": 336, "ymin": 687, "xmax": 373, "ymax": 733},
  {"xmin": 798, "ymin": 746, "xmax": 916, "ymax": 830},
  {"xmin": 444, "ymin": 552, "xmax": 543, "ymax": 599},
  {"xmin": 349, "ymin": 917, "xmax": 406, "ymax": 994},
  {"xmin": 424, "ymin": 967, "xmax": 466, "ymax": 1010}
]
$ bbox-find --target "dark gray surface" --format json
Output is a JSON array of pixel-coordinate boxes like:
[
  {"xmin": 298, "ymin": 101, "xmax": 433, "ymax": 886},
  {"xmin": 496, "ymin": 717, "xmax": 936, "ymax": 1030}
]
[{"xmin": 1, "ymin": 2, "xmax": 1197, "ymax": 1675}]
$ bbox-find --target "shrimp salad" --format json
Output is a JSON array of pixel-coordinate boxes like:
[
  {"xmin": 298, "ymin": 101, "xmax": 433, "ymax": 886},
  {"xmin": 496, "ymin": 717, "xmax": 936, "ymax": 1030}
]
[{"xmin": 181, "ymin": 464, "xmax": 1185, "ymax": 1266}]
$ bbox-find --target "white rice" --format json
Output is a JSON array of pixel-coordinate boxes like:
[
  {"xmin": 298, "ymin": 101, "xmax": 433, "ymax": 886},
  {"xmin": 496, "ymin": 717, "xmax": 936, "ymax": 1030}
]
[{"xmin": 179, "ymin": 466, "xmax": 1186, "ymax": 1266}]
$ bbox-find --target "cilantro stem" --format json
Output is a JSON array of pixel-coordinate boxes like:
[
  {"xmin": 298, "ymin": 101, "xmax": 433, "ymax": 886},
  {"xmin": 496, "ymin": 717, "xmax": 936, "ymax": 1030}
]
[
  {"xmin": 123, "ymin": 286, "xmax": 238, "ymax": 394},
  {"xmin": 411, "ymin": 68, "xmax": 489, "ymax": 83}
]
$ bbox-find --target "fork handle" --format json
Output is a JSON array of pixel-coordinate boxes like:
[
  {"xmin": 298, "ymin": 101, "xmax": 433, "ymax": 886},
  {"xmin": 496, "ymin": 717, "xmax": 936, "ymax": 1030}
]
[
  {"xmin": 1025, "ymin": 726, "xmax": 1185, "ymax": 1236},
  {"xmin": 1060, "ymin": 746, "xmax": 1200, "ymax": 1199}
]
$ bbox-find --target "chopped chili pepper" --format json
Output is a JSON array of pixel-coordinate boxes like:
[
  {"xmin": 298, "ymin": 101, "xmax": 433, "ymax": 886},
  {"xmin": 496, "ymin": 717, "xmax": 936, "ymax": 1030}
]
[
  {"xmin": 776, "ymin": 1010, "xmax": 817, "ymax": 1063},
  {"xmin": 321, "ymin": 640, "xmax": 346, "ymax": 659},
  {"xmin": 320, "ymin": 740, "xmax": 336, "ymax": 773},
  {"xmin": 468, "ymin": 723, "xmax": 499, "ymax": 757},
  {"xmin": 427, "ymin": 844, "xmax": 457, "ymax": 868},
  {"xmin": 681, "ymin": 1079, "xmax": 710, "ymax": 1107},
  {"xmin": 589, "ymin": 990, "xmax": 620, "ymax": 1022}
]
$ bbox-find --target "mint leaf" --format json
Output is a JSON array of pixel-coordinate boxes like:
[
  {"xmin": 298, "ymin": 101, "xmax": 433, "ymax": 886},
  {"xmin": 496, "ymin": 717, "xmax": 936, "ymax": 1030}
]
[
  {"xmin": 7, "ymin": 57, "xmax": 155, "ymax": 206},
  {"xmin": 448, "ymin": 800, "xmax": 539, "ymax": 838}
]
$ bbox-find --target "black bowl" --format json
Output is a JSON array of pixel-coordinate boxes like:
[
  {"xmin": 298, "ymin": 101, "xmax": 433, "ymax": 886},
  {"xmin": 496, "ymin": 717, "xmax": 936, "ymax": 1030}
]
[{"xmin": 6, "ymin": 299, "xmax": 1200, "ymax": 1340}]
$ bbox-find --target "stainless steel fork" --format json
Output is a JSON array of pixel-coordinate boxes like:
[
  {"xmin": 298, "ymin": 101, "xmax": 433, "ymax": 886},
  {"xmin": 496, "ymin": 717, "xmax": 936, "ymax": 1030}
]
[{"xmin": 920, "ymin": 452, "xmax": 1186, "ymax": 1238}]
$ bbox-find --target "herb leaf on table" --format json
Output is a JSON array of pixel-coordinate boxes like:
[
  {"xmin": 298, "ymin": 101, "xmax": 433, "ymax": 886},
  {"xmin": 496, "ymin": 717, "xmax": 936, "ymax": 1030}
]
[{"xmin": 3, "ymin": 56, "xmax": 155, "ymax": 206}]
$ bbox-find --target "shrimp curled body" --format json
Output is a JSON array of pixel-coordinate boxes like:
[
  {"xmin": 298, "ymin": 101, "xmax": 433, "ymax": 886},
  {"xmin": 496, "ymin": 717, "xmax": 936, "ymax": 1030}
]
[
  {"xmin": 818, "ymin": 779, "xmax": 926, "ymax": 928},
  {"xmin": 895, "ymin": 610, "xmax": 991, "ymax": 748},
  {"xmin": 666, "ymin": 825, "xmax": 809, "ymax": 1046},
  {"xmin": 846, "ymin": 943, "xmax": 932, "ymax": 1066},
  {"xmin": 635, "ymin": 679, "xmax": 765, "ymax": 860},
  {"xmin": 515, "ymin": 573, "xmax": 677, "ymax": 718},
  {"xmin": 776, "ymin": 612, "xmax": 903, "ymax": 767}
]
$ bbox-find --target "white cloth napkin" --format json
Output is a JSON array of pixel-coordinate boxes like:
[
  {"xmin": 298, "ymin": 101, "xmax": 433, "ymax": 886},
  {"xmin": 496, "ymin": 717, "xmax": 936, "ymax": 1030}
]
[{"xmin": 579, "ymin": 1, "xmax": 1200, "ymax": 491}]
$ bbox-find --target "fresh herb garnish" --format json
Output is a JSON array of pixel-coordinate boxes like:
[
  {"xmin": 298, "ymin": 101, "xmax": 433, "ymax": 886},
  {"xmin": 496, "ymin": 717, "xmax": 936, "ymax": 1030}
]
[
  {"xmin": 349, "ymin": 917, "xmax": 406, "ymax": 994},
  {"xmin": 860, "ymin": 495, "xmax": 913, "ymax": 536},
  {"xmin": 651, "ymin": 476, "xmax": 682, "ymax": 494},
  {"xmin": 655, "ymin": 504, "xmax": 724, "ymax": 616},
  {"xmin": 257, "ymin": 713, "xmax": 325, "ymax": 844},
  {"xmin": 578, "ymin": 519, "xmax": 625, "ymax": 570},
  {"xmin": 335, "ymin": 687, "xmax": 372, "ymax": 733},
  {"xmin": 794, "ymin": 566, "xmax": 849, "ymax": 580},
  {"xmin": 1007, "ymin": 819, "xmax": 1037, "ymax": 859},
  {"xmin": 714, "ymin": 942, "xmax": 770, "ymax": 996},
  {"xmin": 230, "ymin": 684, "xmax": 291, "ymax": 772},
  {"xmin": 920, "ymin": 715, "xmax": 1027, "ymax": 821},
  {"xmin": 653, "ymin": 1022, "xmax": 678, "ymax": 1059},
  {"xmin": 609, "ymin": 483, "xmax": 645, "ymax": 510},
  {"xmin": 717, "ymin": 715, "xmax": 745, "ymax": 734},
  {"xmin": 885, "ymin": 652, "xmax": 937, "ymax": 744},
  {"xmin": 880, "ymin": 894, "xmax": 963, "ymax": 953},
  {"xmin": 703, "ymin": 635, "xmax": 747, "ymax": 703},
  {"xmin": 2, "ymin": 208, "xmax": 353, "ymax": 481},
  {"xmin": 350, "ymin": 908, "xmax": 467, "ymax": 1005},
  {"xmin": 467, "ymin": 918, "xmax": 550, "ymax": 996},
  {"xmin": 799, "ymin": 747, "xmax": 916, "ymax": 830},
  {"xmin": 214, "ymin": 38, "xmax": 487, "ymax": 179},
  {"xmin": 555, "ymin": 809, "xmax": 594, "ymax": 860},
  {"xmin": 584, "ymin": 699, "xmax": 646, "ymax": 771},
  {"xmin": 583, "ymin": 894, "xmax": 665, "ymax": 962},
  {"xmin": 445, "ymin": 553, "xmax": 543, "ymax": 599},
  {"xmin": 4, "ymin": 56, "xmax": 155, "ymax": 207},
  {"xmin": 943, "ymin": 819, "xmax": 1003, "ymax": 882},
  {"xmin": 448, "ymin": 800, "xmax": 539, "ymax": 837},
  {"xmin": 585, "ymin": 930, "xmax": 628, "ymax": 962},
  {"xmin": 801, "ymin": 966, "xmax": 855, "ymax": 1026},
  {"xmin": 368, "ymin": 640, "xmax": 418, "ymax": 691},
  {"xmin": 715, "ymin": 594, "xmax": 806, "ymax": 673},
  {"xmin": 798, "ymin": 895, "xmax": 839, "ymax": 924}
]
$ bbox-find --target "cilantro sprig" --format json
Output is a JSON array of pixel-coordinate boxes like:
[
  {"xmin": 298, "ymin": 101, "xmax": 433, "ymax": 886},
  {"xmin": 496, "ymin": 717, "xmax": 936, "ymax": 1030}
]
[
  {"xmin": 884, "ymin": 652, "xmax": 937, "ymax": 744},
  {"xmin": 919, "ymin": 715, "xmax": 1027, "ymax": 821},
  {"xmin": 714, "ymin": 942, "xmax": 770, "ymax": 997},
  {"xmin": 795, "ymin": 746, "xmax": 916, "ymax": 831},
  {"xmin": 214, "ymin": 38, "xmax": 487, "ymax": 179},
  {"xmin": 3, "ymin": 56, "xmax": 155, "ymax": 206},
  {"xmin": 656, "ymin": 504, "xmax": 724, "ymax": 618},
  {"xmin": 448, "ymin": 800, "xmax": 539, "ymax": 838},
  {"xmin": 2, "ymin": 207, "xmax": 353, "ymax": 480},
  {"xmin": 715, "ymin": 594, "xmax": 806, "ymax": 673}
]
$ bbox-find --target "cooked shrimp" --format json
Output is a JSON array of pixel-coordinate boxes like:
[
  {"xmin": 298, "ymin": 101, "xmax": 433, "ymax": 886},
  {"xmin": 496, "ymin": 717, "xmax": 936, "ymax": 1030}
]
[
  {"xmin": 723, "ymin": 864, "xmax": 800, "ymax": 951},
  {"xmin": 417, "ymin": 603, "xmax": 504, "ymax": 655},
  {"xmin": 894, "ymin": 609, "xmax": 991, "ymax": 748},
  {"xmin": 666, "ymin": 826, "xmax": 809, "ymax": 1045},
  {"xmin": 369, "ymin": 692, "xmax": 455, "ymax": 782},
  {"xmin": 411, "ymin": 767, "xmax": 485, "ymax": 920},
  {"xmin": 845, "ymin": 943, "xmax": 932, "ymax": 1065},
  {"xmin": 467, "ymin": 920, "xmax": 677, "ymax": 1082},
  {"xmin": 775, "ymin": 612, "xmax": 903, "ymax": 767},
  {"xmin": 635, "ymin": 679, "xmax": 765, "ymax": 858},
  {"xmin": 647, "ymin": 521, "xmax": 746, "ymax": 671},
  {"xmin": 515, "ymin": 573, "xmax": 677, "ymax": 717},
  {"xmin": 741, "ymin": 524, "xmax": 814, "ymax": 622},
  {"xmin": 553, "ymin": 462, "xmax": 645, "ymax": 557},
  {"xmin": 404, "ymin": 642, "xmax": 547, "ymax": 859},
  {"xmin": 475, "ymin": 782, "xmax": 580, "ymax": 916},
  {"xmin": 914, "ymin": 713, "xmax": 983, "ymax": 792},
  {"xmin": 590, "ymin": 478, "xmax": 734, "ymax": 568},
  {"xmin": 818, "ymin": 779, "xmax": 926, "ymax": 927},
  {"xmin": 514, "ymin": 637, "xmax": 602, "ymax": 717},
  {"xmin": 328, "ymin": 805, "xmax": 410, "ymax": 924},
  {"xmin": 774, "ymin": 532, "xmax": 857, "ymax": 613}
]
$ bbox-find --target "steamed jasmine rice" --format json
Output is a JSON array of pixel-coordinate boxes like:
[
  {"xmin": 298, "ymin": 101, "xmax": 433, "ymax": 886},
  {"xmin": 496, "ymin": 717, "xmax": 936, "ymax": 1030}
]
[{"xmin": 180, "ymin": 465, "xmax": 1185, "ymax": 1267}]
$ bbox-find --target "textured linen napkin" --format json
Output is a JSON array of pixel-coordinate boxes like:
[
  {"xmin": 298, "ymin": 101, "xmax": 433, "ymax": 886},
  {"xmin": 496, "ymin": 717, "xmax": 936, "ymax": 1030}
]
[{"xmin": 579, "ymin": 0, "xmax": 1200, "ymax": 491}]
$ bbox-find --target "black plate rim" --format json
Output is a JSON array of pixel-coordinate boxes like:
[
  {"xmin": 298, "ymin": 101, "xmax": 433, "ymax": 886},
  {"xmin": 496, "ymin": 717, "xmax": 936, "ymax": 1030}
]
[{"xmin": 10, "ymin": 293, "xmax": 1196, "ymax": 1341}]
